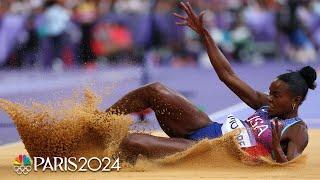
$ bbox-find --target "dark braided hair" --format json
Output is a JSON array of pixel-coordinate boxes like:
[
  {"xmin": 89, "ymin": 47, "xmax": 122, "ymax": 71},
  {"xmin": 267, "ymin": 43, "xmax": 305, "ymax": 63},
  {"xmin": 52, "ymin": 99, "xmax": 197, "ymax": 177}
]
[{"xmin": 277, "ymin": 66, "xmax": 317, "ymax": 103}]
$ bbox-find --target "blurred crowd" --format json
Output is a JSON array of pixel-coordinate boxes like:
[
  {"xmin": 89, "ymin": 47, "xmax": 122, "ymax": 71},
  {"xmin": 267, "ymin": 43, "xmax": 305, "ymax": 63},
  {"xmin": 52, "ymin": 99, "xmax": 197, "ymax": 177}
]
[{"xmin": 0, "ymin": 0, "xmax": 320, "ymax": 70}]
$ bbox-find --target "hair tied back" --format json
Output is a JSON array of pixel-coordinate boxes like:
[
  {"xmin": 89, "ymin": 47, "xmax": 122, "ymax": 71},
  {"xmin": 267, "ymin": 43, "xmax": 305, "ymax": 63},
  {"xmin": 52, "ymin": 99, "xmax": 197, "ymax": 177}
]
[{"xmin": 298, "ymin": 66, "xmax": 317, "ymax": 90}]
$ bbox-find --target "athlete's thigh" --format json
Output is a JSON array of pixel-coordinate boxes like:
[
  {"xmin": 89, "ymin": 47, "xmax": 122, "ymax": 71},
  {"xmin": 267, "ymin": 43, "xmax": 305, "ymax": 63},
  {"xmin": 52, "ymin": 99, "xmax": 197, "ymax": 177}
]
[
  {"xmin": 150, "ymin": 85, "xmax": 212, "ymax": 137},
  {"xmin": 121, "ymin": 133, "xmax": 195, "ymax": 158}
]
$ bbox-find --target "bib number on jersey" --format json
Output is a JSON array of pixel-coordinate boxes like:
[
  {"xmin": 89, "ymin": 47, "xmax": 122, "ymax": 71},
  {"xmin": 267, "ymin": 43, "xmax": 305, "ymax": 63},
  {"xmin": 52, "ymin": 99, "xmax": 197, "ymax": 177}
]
[{"xmin": 221, "ymin": 114, "xmax": 254, "ymax": 148}]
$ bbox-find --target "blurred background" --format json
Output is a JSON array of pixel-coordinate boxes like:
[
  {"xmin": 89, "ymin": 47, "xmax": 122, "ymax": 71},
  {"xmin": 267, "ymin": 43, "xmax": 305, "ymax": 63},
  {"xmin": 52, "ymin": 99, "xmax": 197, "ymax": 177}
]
[
  {"xmin": 1, "ymin": 0, "xmax": 320, "ymax": 69},
  {"xmin": 0, "ymin": 0, "xmax": 319, "ymax": 145}
]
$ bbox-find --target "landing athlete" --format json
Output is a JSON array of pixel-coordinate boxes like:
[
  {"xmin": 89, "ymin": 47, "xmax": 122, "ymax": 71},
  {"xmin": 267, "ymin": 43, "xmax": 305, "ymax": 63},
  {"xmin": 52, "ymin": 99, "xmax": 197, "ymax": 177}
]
[{"xmin": 107, "ymin": 2, "xmax": 316, "ymax": 163}]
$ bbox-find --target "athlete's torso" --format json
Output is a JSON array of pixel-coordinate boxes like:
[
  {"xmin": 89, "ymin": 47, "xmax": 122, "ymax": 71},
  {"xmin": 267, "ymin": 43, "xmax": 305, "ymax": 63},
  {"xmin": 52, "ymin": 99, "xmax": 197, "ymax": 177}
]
[
  {"xmin": 243, "ymin": 106, "xmax": 303, "ymax": 155},
  {"xmin": 188, "ymin": 106, "xmax": 304, "ymax": 157}
]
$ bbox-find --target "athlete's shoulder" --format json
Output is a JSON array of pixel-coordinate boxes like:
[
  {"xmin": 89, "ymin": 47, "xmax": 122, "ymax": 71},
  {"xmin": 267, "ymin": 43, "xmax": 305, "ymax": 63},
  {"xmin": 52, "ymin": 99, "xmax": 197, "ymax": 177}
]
[
  {"xmin": 287, "ymin": 121, "xmax": 309, "ymax": 150},
  {"xmin": 291, "ymin": 118, "xmax": 308, "ymax": 130},
  {"xmin": 285, "ymin": 118, "xmax": 307, "ymax": 130},
  {"xmin": 283, "ymin": 120, "xmax": 308, "ymax": 140},
  {"xmin": 296, "ymin": 120, "xmax": 308, "ymax": 128}
]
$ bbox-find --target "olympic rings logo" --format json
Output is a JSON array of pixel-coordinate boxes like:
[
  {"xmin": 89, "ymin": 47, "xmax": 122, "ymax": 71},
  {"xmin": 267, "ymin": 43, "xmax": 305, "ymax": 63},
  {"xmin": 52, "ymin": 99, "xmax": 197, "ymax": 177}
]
[
  {"xmin": 13, "ymin": 165, "xmax": 32, "ymax": 175},
  {"xmin": 13, "ymin": 154, "xmax": 32, "ymax": 175}
]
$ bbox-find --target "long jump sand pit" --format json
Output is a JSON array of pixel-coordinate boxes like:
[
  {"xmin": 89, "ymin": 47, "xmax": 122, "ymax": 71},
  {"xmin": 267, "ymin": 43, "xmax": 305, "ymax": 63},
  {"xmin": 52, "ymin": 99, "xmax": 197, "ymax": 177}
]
[
  {"xmin": 0, "ymin": 130, "xmax": 319, "ymax": 179},
  {"xmin": 0, "ymin": 90, "xmax": 319, "ymax": 179}
]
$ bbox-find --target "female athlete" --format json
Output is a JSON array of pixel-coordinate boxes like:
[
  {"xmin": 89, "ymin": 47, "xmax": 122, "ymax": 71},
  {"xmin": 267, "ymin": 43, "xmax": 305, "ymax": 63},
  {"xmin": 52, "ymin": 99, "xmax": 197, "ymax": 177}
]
[{"xmin": 108, "ymin": 2, "xmax": 317, "ymax": 163}]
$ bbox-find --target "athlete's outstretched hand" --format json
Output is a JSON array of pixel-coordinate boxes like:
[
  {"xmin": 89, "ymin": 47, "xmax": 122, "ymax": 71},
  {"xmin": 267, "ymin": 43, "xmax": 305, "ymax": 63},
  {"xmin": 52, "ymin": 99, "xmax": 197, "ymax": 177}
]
[{"xmin": 174, "ymin": 2, "xmax": 207, "ymax": 35}]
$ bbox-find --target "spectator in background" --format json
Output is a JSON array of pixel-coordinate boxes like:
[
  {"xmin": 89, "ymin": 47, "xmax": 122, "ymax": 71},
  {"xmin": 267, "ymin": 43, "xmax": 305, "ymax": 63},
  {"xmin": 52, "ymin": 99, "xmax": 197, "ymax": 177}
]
[
  {"xmin": 276, "ymin": 0, "xmax": 317, "ymax": 63},
  {"xmin": 310, "ymin": 0, "xmax": 320, "ymax": 51},
  {"xmin": 39, "ymin": 0, "xmax": 71, "ymax": 69},
  {"xmin": 19, "ymin": 13, "xmax": 40, "ymax": 68},
  {"xmin": 12, "ymin": 1, "xmax": 43, "ymax": 69},
  {"xmin": 113, "ymin": 0, "xmax": 150, "ymax": 14},
  {"xmin": 230, "ymin": 10, "xmax": 257, "ymax": 62},
  {"xmin": 298, "ymin": 0, "xmax": 320, "ymax": 51},
  {"xmin": 91, "ymin": 21, "xmax": 133, "ymax": 64},
  {"xmin": 150, "ymin": 0, "xmax": 186, "ymax": 66},
  {"xmin": 0, "ymin": 1, "xmax": 27, "ymax": 68},
  {"xmin": 243, "ymin": 1, "xmax": 277, "ymax": 58},
  {"xmin": 0, "ymin": 0, "xmax": 318, "ymax": 70},
  {"xmin": 74, "ymin": 0, "xmax": 98, "ymax": 68}
]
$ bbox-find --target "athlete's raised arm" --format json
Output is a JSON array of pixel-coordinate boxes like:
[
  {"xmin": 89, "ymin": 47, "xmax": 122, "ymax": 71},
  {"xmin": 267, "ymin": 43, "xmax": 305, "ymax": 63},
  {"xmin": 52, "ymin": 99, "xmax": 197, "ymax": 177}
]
[{"xmin": 174, "ymin": 2, "xmax": 268, "ymax": 110}]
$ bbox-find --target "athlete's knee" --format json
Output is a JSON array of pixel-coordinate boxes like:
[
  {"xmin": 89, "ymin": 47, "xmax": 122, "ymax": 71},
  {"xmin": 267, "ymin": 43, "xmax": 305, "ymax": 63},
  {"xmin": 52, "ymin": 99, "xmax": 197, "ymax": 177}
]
[{"xmin": 146, "ymin": 82, "xmax": 168, "ymax": 93}]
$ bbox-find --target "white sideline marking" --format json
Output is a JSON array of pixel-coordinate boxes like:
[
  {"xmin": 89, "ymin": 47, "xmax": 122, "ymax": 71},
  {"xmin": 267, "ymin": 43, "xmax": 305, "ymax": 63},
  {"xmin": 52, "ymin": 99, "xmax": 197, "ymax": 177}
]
[{"xmin": 209, "ymin": 102, "xmax": 249, "ymax": 120}]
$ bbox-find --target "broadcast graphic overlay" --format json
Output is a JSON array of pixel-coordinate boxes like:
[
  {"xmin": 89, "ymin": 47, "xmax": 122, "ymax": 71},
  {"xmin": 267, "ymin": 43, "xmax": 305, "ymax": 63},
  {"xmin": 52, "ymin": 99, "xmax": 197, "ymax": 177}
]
[{"xmin": 13, "ymin": 155, "xmax": 32, "ymax": 175}]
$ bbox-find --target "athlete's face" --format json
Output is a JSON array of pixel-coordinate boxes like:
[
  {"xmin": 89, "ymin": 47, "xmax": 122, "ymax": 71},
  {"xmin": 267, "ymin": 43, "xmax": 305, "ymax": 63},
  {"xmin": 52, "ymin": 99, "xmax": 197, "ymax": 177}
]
[{"xmin": 268, "ymin": 79, "xmax": 297, "ymax": 117}]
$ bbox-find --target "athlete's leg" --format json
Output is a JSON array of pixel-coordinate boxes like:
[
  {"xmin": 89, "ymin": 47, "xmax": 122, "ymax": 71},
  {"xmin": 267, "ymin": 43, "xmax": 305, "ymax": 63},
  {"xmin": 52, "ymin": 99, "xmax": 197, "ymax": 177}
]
[
  {"xmin": 106, "ymin": 82, "xmax": 212, "ymax": 138},
  {"xmin": 120, "ymin": 133, "xmax": 195, "ymax": 161}
]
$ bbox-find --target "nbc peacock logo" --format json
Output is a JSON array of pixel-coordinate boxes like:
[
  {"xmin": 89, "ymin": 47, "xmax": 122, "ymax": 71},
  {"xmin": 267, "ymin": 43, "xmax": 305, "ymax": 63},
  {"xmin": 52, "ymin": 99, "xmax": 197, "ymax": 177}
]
[{"xmin": 13, "ymin": 154, "xmax": 32, "ymax": 175}]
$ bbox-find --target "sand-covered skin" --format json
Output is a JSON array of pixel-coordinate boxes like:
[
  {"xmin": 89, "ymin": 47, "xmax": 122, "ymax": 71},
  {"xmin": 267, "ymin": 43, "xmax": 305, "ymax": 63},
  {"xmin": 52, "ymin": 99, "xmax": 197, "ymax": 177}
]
[{"xmin": 0, "ymin": 90, "xmax": 318, "ymax": 179}]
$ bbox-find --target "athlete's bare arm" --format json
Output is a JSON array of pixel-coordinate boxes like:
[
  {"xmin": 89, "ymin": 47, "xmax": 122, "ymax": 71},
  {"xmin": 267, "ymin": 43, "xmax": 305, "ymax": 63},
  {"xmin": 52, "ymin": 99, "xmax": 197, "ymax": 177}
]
[
  {"xmin": 285, "ymin": 124, "xmax": 308, "ymax": 160},
  {"xmin": 174, "ymin": 2, "xmax": 268, "ymax": 110},
  {"xmin": 272, "ymin": 120, "xmax": 308, "ymax": 163}
]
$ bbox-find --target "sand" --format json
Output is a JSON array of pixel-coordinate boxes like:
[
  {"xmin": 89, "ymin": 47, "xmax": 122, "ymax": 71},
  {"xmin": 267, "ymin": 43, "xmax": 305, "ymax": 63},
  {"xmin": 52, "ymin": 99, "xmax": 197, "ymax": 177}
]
[
  {"xmin": 0, "ymin": 130, "xmax": 319, "ymax": 179},
  {"xmin": 0, "ymin": 90, "xmax": 319, "ymax": 179}
]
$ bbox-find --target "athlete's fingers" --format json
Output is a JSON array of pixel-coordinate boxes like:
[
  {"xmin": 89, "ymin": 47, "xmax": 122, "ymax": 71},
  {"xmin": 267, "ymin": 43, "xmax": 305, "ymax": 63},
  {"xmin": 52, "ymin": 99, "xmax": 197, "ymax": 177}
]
[
  {"xmin": 186, "ymin": 2, "xmax": 197, "ymax": 18},
  {"xmin": 274, "ymin": 119, "xmax": 280, "ymax": 134},
  {"xmin": 271, "ymin": 121, "xmax": 277, "ymax": 138},
  {"xmin": 186, "ymin": 2, "xmax": 193, "ymax": 13},
  {"xmin": 173, "ymin": 13, "xmax": 187, "ymax": 20},
  {"xmin": 199, "ymin": 11, "xmax": 206, "ymax": 26},
  {"xmin": 180, "ymin": 2, "xmax": 191, "ymax": 16},
  {"xmin": 180, "ymin": 1, "xmax": 188, "ymax": 10},
  {"xmin": 176, "ymin": 21, "xmax": 188, "ymax": 26},
  {"xmin": 271, "ymin": 123, "xmax": 275, "ymax": 137},
  {"xmin": 271, "ymin": 127, "xmax": 279, "ymax": 144}
]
